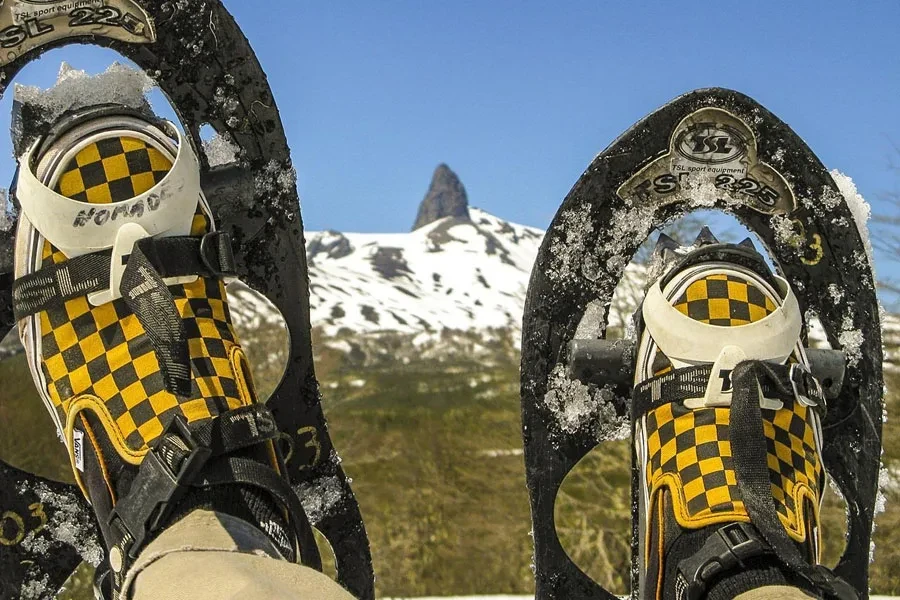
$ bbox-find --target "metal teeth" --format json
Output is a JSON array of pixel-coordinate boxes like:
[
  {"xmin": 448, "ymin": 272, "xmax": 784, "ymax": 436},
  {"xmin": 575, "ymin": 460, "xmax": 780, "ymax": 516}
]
[
  {"xmin": 653, "ymin": 232, "xmax": 679, "ymax": 253},
  {"xmin": 651, "ymin": 232, "xmax": 680, "ymax": 264},
  {"xmin": 738, "ymin": 237, "xmax": 758, "ymax": 251},
  {"xmin": 693, "ymin": 226, "xmax": 720, "ymax": 246}
]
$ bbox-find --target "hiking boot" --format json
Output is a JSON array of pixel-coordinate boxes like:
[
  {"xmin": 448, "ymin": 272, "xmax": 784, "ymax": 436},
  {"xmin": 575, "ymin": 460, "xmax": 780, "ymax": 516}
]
[
  {"xmin": 632, "ymin": 232, "xmax": 854, "ymax": 600},
  {"xmin": 12, "ymin": 105, "xmax": 317, "ymax": 597}
]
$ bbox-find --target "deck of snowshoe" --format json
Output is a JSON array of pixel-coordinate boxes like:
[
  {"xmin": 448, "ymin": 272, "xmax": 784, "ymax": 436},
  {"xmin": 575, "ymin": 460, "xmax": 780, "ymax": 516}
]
[
  {"xmin": 0, "ymin": 2, "xmax": 373, "ymax": 599},
  {"xmin": 521, "ymin": 88, "xmax": 882, "ymax": 599}
]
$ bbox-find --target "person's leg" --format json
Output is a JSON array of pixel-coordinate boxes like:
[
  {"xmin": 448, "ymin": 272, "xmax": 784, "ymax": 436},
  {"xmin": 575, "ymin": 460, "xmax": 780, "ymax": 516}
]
[
  {"xmin": 125, "ymin": 511, "xmax": 353, "ymax": 600},
  {"xmin": 734, "ymin": 586, "xmax": 818, "ymax": 600}
]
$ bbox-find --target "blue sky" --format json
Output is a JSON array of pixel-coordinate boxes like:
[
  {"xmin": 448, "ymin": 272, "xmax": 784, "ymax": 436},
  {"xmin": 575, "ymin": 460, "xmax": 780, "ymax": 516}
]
[{"xmin": 1, "ymin": 1, "xmax": 898, "ymax": 275}]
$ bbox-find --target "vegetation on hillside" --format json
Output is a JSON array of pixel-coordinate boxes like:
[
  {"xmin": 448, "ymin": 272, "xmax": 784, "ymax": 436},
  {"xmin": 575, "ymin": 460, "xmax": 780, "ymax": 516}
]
[{"xmin": 0, "ymin": 328, "xmax": 897, "ymax": 598}]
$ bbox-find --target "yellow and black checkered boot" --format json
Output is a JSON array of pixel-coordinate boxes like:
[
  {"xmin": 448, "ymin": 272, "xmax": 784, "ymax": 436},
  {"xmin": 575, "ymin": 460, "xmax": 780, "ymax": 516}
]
[
  {"xmin": 632, "ymin": 232, "xmax": 854, "ymax": 600},
  {"xmin": 11, "ymin": 105, "xmax": 316, "ymax": 595}
]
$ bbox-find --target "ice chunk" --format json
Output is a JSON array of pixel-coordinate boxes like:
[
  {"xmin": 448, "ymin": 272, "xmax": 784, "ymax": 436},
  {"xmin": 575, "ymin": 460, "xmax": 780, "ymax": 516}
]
[
  {"xmin": 543, "ymin": 364, "xmax": 627, "ymax": 441},
  {"xmin": 203, "ymin": 133, "xmax": 241, "ymax": 167},
  {"xmin": 19, "ymin": 574, "xmax": 49, "ymax": 599},
  {"xmin": 14, "ymin": 62, "xmax": 154, "ymax": 139},
  {"xmin": 838, "ymin": 313, "xmax": 864, "ymax": 367},
  {"xmin": 548, "ymin": 204, "xmax": 594, "ymax": 283},
  {"xmin": 16, "ymin": 481, "xmax": 104, "ymax": 568},
  {"xmin": 295, "ymin": 473, "xmax": 346, "ymax": 526},
  {"xmin": 830, "ymin": 170, "xmax": 875, "ymax": 271},
  {"xmin": 255, "ymin": 159, "xmax": 300, "ymax": 219}
]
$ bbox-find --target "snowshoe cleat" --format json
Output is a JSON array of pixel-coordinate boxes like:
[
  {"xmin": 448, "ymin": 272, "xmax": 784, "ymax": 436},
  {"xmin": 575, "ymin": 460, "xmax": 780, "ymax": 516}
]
[
  {"xmin": 521, "ymin": 89, "xmax": 882, "ymax": 599},
  {"xmin": 0, "ymin": 2, "xmax": 373, "ymax": 599}
]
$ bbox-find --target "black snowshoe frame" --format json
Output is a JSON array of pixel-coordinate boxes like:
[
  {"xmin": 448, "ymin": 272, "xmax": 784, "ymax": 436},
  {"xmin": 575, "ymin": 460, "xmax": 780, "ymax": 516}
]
[
  {"xmin": 521, "ymin": 89, "xmax": 883, "ymax": 599},
  {"xmin": 0, "ymin": 1, "xmax": 374, "ymax": 599}
]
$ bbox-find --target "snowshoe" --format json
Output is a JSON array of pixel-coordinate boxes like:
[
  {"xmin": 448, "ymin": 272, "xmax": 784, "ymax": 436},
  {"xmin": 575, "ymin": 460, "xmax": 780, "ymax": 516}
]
[
  {"xmin": 521, "ymin": 88, "xmax": 882, "ymax": 599},
  {"xmin": 0, "ymin": 2, "xmax": 373, "ymax": 599}
]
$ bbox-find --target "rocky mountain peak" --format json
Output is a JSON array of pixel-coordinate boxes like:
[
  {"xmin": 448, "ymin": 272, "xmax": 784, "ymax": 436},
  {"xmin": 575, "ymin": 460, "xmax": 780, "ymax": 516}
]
[{"xmin": 411, "ymin": 163, "xmax": 471, "ymax": 231}]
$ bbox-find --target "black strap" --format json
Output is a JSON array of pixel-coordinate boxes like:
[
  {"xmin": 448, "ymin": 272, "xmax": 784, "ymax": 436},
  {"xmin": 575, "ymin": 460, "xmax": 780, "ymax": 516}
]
[
  {"xmin": 12, "ymin": 252, "xmax": 110, "ymax": 318},
  {"xmin": 190, "ymin": 403, "xmax": 281, "ymax": 456},
  {"xmin": 108, "ymin": 414, "xmax": 214, "ymax": 560},
  {"xmin": 632, "ymin": 362, "xmax": 826, "ymax": 419},
  {"xmin": 12, "ymin": 231, "xmax": 236, "ymax": 320},
  {"xmin": 198, "ymin": 456, "xmax": 322, "ymax": 569},
  {"xmin": 14, "ymin": 231, "xmax": 236, "ymax": 396},
  {"xmin": 674, "ymin": 522, "xmax": 772, "ymax": 600},
  {"xmin": 728, "ymin": 361, "xmax": 856, "ymax": 600},
  {"xmin": 107, "ymin": 407, "xmax": 321, "ymax": 587},
  {"xmin": 120, "ymin": 238, "xmax": 192, "ymax": 396}
]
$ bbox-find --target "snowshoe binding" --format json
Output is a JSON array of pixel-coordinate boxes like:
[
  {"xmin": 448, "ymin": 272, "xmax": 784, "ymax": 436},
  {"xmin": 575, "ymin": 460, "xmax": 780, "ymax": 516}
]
[
  {"xmin": 521, "ymin": 89, "xmax": 882, "ymax": 599},
  {"xmin": 0, "ymin": 2, "xmax": 373, "ymax": 599}
]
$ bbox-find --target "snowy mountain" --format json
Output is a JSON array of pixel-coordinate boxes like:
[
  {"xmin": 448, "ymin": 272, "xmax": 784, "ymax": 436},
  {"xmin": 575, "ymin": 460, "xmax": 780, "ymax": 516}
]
[{"xmin": 305, "ymin": 207, "xmax": 543, "ymax": 336}]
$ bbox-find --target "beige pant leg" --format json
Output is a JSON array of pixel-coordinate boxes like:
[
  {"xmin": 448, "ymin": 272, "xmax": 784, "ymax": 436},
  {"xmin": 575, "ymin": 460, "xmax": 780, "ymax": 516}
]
[
  {"xmin": 123, "ymin": 509, "xmax": 355, "ymax": 600},
  {"xmin": 734, "ymin": 585, "xmax": 818, "ymax": 600}
]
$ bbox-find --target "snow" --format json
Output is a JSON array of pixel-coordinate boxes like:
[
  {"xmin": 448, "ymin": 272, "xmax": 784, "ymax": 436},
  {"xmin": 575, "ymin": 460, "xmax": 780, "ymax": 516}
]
[
  {"xmin": 228, "ymin": 281, "xmax": 286, "ymax": 329},
  {"xmin": 549, "ymin": 204, "xmax": 595, "ymax": 283},
  {"xmin": 203, "ymin": 133, "xmax": 241, "ymax": 167},
  {"xmin": 838, "ymin": 313, "xmax": 865, "ymax": 368},
  {"xmin": 0, "ymin": 188, "xmax": 14, "ymax": 232},
  {"xmin": 19, "ymin": 481, "xmax": 103, "ymax": 567},
  {"xmin": 295, "ymin": 473, "xmax": 345, "ymax": 527},
  {"xmin": 14, "ymin": 63, "xmax": 153, "ymax": 130},
  {"xmin": 543, "ymin": 364, "xmax": 627, "ymax": 441},
  {"xmin": 302, "ymin": 206, "xmax": 648, "ymax": 350},
  {"xmin": 831, "ymin": 170, "xmax": 875, "ymax": 271},
  {"xmin": 305, "ymin": 208, "xmax": 544, "ymax": 340},
  {"xmin": 255, "ymin": 159, "xmax": 300, "ymax": 219}
]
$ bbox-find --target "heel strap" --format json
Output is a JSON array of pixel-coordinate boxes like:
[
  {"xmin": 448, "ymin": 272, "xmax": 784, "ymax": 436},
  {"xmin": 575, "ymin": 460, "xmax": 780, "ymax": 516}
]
[
  {"xmin": 675, "ymin": 522, "xmax": 771, "ymax": 600},
  {"xmin": 102, "ymin": 405, "xmax": 320, "ymax": 598}
]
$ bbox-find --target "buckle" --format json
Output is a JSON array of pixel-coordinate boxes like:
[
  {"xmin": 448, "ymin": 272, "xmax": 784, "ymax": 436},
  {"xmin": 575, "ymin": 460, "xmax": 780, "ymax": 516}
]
[
  {"xmin": 107, "ymin": 415, "xmax": 212, "ymax": 564},
  {"xmin": 789, "ymin": 363, "xmax": 825, "ymax": 410},
  {"xmin": 199, "ymin": 231, "xmax": 237, "ymax": 278},
  {"xmin": 675, "ymin": 522, "xmax": 769, "ymax": 600}
]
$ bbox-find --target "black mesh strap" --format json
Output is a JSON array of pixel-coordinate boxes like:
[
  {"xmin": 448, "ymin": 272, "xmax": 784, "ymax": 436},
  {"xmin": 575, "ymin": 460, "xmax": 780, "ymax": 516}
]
[
  {"xmin": 198, "ymin": 456, "xmax": 322, "ymax": 570},
  {"xmin": 188, "ymin": 404, "xmax": 281, "ymax": 456},
  {"xmin": 106, "ymin": 406, "xmax": 319, "ymax": 593},
  {"xmin": 632, "ymin": 362, "xmax": 826, "ymax": 419},
  {"xmin": 12, "ymin": 231, "xmax": 236, "ymax": 320}
]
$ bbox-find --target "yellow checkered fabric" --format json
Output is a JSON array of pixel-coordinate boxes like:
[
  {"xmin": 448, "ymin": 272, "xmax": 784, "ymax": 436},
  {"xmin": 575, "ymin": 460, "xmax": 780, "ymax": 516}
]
[
  {"xmin": 36, "ymin": 136, "xmax": 242, "ymax": 453},
  {"xmin": 56, "ymin": 136, "xmax": 172, "ymax": 204},
  {"xmin": 645, "ymin": 403, "xmax": 821, "ymax": 539},
  {"xmin": 645, "ymin": 270, "xmax": 821, "ymax": 541},
  {"xmin": 673, "ymin": 273, "xmax": 776, "ymax": 326}
]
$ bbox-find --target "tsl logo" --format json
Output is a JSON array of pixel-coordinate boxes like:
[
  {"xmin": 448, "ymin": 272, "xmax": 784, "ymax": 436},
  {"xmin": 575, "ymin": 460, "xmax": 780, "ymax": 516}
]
[{"xmin": 675, "ymin": 123, "xmax": 748, "ymax": 165}]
